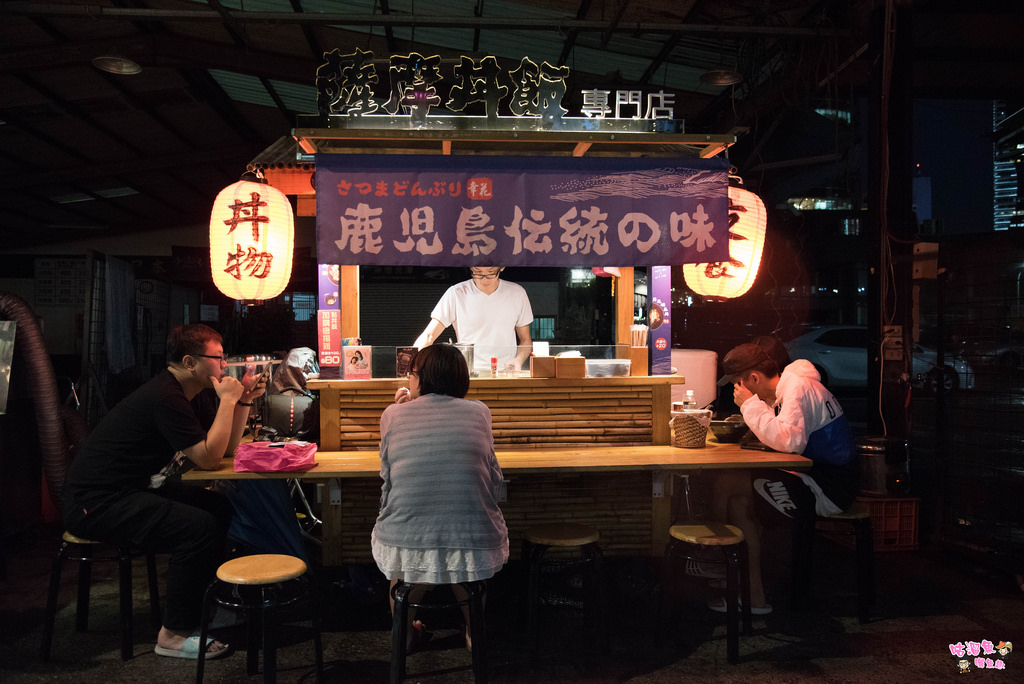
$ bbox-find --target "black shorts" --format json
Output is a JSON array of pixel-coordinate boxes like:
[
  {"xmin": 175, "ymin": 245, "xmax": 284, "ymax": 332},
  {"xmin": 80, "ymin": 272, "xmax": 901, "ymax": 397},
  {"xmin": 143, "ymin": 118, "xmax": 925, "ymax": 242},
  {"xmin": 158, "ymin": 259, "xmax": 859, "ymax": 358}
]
[{"xmin": 750, "ymin": 469, "xmax": 816, "ymax": 528}]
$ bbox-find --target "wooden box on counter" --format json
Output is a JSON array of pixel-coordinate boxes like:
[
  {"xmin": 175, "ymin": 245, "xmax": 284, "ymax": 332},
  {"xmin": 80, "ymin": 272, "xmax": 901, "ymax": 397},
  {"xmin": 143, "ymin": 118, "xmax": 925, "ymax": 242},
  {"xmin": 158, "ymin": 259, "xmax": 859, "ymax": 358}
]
[
  {"xmin": 530, "ymin": 356, "xmax": 556, "ymax": 378},
  {"xmin": 630, "ymin": 347, "xmax": 649, "ymax": 376},
  {"xmin": 554, "ymin": 356, "xmax": 586, "ymax": 378}
]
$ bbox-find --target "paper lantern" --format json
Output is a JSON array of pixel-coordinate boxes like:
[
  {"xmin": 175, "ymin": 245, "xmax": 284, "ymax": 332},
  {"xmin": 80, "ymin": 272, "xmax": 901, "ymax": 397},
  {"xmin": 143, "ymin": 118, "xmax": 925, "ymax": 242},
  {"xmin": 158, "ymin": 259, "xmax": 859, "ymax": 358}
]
[
  {"xmin": 683, "ymin": 184, "xmax": 767, "ymax": 300},
  {"xmin": 210, "ymin": 179, "xmax": 294, "ymax": 301}
]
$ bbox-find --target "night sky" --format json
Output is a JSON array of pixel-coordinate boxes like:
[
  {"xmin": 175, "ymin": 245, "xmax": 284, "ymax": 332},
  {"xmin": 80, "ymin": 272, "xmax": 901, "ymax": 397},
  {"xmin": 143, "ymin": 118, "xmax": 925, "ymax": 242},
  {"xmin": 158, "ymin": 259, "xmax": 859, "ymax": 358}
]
[{"xmin": 913, "ymin": 99, "xmax": 995, "ymax": 234}]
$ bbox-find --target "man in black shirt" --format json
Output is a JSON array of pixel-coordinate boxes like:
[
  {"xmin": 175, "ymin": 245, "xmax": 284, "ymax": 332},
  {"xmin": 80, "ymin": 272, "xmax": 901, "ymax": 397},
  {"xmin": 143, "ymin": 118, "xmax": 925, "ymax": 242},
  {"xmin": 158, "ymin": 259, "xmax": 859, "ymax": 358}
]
[{"xmin": 64, "ymin": 324, "xmax": 266, "ymax": 659}]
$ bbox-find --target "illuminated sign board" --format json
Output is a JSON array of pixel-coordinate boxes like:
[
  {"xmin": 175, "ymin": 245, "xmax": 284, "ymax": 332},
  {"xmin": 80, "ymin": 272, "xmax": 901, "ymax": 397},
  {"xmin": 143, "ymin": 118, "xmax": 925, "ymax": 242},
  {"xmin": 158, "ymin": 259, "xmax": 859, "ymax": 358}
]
[{"xmin": 315, "ymin": 48, "xmax": 681, "ymax": 130}]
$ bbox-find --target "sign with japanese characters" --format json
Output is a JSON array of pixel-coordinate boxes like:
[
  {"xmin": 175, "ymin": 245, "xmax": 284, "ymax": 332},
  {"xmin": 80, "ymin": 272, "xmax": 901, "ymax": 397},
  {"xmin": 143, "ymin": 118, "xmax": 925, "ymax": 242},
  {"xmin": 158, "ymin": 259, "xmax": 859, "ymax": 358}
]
[
  {"xmin": 315, "ymin": 154, "xmax": 730, "ymax": 267},
  {"xmin": 315, "ymin": 48, "xmax": 679, "ymax": 126}
]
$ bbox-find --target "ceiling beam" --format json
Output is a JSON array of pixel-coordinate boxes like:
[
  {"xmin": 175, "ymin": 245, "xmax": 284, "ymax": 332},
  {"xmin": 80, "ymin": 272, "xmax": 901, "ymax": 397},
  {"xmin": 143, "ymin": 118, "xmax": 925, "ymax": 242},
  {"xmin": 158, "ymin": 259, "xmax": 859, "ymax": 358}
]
[
  {"xmin": 0, "ymin": 4, "xmax": 850, "ymax": 39},
  {"xmin": 558, "ymin": 0, "xmax": 594, "ymax": 66}
]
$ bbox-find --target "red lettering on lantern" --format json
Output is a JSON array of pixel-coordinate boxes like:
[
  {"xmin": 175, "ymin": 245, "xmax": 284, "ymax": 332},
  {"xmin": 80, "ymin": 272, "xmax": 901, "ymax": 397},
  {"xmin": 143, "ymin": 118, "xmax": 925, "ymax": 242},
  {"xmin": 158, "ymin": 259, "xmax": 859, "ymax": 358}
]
[
  {"xmin": 223, "ymin": 191, "xmax": 269, "ymax": 241},
  {"xmin": 224, "ymin": 245, "xmax": 274, "ymax": 280}
]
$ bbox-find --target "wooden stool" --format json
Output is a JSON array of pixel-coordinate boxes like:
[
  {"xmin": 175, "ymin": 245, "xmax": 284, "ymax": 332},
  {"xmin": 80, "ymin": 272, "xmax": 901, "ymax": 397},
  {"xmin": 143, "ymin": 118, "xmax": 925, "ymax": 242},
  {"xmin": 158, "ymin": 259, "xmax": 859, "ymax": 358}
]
[
  {"xmin": 792, "ymin": 502, "xmax": 875, "ymax": 623},
  {"xmin": 522, "ymin": 522, "xmax": 608, "ymax": 664},
  {"xmin": 196, "ymin": 554, "xmax": 322, "ymax": 683},
  {"xmin": 41, "ymin": 531, "xmax": 161, "ymax": 661},
  {"xmin": 390, "ymin": 580, "xmax": 488, "ymax": 684},
  {"xmin": 664, "ymin": 522, "xmax": 752, "ymax": 664}
]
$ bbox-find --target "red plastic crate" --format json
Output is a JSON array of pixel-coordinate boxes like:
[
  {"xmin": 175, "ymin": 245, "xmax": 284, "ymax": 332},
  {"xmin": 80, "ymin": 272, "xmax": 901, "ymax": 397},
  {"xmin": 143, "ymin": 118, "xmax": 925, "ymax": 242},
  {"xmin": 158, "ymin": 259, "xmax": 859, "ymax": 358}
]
[{"xmin": 818, "ymin": 496, "xmax": 919, "ymax": 552}]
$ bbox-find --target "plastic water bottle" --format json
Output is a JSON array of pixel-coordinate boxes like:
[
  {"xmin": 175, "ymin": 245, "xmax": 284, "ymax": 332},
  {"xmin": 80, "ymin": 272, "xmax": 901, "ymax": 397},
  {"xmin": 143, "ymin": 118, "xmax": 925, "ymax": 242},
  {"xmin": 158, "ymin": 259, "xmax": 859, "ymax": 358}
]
[{"xmin": 683, "ymin": 389, "xmax": 697, "ymax": 410}]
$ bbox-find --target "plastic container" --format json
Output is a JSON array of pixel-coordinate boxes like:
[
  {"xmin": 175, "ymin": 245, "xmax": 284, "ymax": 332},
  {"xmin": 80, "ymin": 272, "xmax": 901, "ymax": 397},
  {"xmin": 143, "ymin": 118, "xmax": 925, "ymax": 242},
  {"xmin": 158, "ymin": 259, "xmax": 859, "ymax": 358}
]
[
  {"xmin": 585, "ymin": 359, "xmax": 632, "ymax": 377},
  {"xmin": 818, "ymin": 496, "xmax": 919, "ymax": 551}
]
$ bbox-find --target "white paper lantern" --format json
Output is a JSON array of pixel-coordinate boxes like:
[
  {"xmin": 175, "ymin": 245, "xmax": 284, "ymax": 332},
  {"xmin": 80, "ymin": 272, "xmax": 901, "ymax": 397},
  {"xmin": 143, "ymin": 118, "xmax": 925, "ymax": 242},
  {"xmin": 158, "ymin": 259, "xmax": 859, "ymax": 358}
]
[
  {"xmin": 210, "ymin": 180, "xmax": 294, "ymax": 301},
  {"xmin": 683, "ymin": 184, "xmax": 767, "ymax": 300}
]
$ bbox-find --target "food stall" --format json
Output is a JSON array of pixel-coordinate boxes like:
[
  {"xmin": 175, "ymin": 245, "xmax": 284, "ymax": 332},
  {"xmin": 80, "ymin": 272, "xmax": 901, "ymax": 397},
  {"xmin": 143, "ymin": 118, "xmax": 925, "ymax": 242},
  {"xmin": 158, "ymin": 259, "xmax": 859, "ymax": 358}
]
[{"xmin": 241, "ymin": 48, "xmax": 749, "ymax": 564}]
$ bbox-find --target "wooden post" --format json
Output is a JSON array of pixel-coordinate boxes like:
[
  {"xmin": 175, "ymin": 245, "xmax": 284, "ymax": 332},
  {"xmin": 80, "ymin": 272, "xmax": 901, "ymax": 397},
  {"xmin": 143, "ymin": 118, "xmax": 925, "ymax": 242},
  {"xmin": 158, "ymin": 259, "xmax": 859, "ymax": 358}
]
[
  {"xmin": 615, "ymin": 267, "xmax": 634, "ymax": 347},
  {"xmin": 339, "ymin": 265, "xmax": 360, "ymax": 339}
]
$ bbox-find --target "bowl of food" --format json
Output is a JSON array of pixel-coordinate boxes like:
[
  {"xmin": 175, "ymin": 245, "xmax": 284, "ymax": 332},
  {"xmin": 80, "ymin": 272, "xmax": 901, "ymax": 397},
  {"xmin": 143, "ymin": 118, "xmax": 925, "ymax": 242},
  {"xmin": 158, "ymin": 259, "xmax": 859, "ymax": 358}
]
[{"xmin": 709, "ymin": 415, "xmax": 748, "ymax": 443}]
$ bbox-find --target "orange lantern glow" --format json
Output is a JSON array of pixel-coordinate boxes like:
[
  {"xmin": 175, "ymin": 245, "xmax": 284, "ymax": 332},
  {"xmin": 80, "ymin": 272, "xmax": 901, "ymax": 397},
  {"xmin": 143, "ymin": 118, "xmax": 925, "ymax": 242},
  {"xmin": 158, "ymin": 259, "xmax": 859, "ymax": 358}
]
[
  {"xmin": 210, "ymin": 178, "xmax": 294, "ymax": 301},
  {"xmin": 682, "ymin": 183, "xmax": 767, "ymax": 300}
]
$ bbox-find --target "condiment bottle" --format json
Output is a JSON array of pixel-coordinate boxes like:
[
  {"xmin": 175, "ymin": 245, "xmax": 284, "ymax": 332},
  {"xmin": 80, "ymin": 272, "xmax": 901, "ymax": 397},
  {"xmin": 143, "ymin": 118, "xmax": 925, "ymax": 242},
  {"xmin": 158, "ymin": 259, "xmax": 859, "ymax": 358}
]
[{"xmin": 491, "ymin": 357, "xmax": 498, "ymax": 377}]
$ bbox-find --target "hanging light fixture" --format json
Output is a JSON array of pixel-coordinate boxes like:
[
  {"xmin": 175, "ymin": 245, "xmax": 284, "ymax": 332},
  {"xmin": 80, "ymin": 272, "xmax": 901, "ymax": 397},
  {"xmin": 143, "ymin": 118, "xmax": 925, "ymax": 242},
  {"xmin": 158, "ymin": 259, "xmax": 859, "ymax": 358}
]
[
  {"xmin": 699, "ymin": 68, "xmax": 743, "ymax": 86},
  {"xmin": 210, "ymin": 172, "xmax": 294, "ymax": 302},
  {"xmin": 91, "ymin": 55, "xmax": 142, "ymax": 75},
  {"xmin": 683, "ymin": 175, "xmax": 767, "ymax": 300},
  {"xmin": 700, "ymin": 38, "xmax": 744, "ymax": 87}
]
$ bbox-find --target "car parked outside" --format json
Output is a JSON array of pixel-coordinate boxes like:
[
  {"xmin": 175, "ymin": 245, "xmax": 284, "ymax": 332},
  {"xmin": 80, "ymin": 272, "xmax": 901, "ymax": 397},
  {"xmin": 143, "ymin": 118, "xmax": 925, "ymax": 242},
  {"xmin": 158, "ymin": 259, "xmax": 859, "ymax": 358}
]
[
  {"xmin": 958, "ymin": 329, "xmax": 1024, "ymax": 371},
  {"xmin": 783, "ymin": 325, "xmax": 974, "ymax": 393}
]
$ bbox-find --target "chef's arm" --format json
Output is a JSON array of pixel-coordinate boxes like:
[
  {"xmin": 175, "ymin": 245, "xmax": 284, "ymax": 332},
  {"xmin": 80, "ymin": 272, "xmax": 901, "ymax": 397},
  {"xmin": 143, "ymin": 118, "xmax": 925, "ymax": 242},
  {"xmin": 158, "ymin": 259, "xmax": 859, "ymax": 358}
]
[
  {"xmin": 512, "ymin": 324, "xmax": 533, "ymax": 369},
  {"xmin": 413, "ymin": 318, "xmax": 446, "ymax": 349}
]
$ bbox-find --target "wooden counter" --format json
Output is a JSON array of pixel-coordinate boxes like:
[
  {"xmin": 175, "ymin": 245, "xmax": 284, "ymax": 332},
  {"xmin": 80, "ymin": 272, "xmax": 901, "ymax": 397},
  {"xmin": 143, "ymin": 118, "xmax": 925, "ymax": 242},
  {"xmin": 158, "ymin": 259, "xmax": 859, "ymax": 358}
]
[
  {"xmin": 307, "ymin": 374, "xmax": 688, "ymax": 450},
  {"xmin": 185, "ymin": 442, "xmax": 809, "ymax": 564},
  {"xmin": 187, "ymin": 443, "xmax": 811, "ymax": 479}
]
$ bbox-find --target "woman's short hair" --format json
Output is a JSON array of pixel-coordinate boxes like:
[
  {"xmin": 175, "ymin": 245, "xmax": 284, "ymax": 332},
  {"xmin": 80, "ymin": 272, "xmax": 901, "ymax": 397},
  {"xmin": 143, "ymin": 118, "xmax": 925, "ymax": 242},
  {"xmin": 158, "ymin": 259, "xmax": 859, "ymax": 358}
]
[
  {"xmin": 413, "ymin": 344, "xmax": 470, "ymax": 398},
  {"xmin": 166, "ymin": 324, "xmax": 222, "ymax": 364}
]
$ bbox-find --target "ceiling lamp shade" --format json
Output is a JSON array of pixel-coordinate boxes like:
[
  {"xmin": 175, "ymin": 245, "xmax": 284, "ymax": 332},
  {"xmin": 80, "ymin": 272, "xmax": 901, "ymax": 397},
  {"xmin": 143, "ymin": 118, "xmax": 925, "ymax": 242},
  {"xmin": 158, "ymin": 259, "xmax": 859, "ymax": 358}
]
[
  {"xmin": 91, "ymin": 55, "xmax": 142, "ymax": 75},
  {"xmin": 699, "ymin": 68, "xmax": 743, "ymax": 86},
  {"xmin": 682, "ymin": 184, "xmax": 767, "ymax": 300},
  {"xmin": 210, "ymin": 179, "xmax": 294, "ymax": 301}
]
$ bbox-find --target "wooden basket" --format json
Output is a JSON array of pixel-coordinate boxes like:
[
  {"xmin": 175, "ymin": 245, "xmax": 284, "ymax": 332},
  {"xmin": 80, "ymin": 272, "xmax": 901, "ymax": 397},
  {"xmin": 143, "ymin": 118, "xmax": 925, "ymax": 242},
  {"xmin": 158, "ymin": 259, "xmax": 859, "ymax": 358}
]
[{"xmin": 670, "ymin": 411, "xmax": 710, "ymax": 448}]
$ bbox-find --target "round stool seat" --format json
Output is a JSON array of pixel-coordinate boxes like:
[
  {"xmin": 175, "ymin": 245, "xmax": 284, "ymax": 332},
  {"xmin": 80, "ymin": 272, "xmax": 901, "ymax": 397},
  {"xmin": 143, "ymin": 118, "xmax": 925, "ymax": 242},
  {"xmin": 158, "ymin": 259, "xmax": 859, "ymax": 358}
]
[
  {"xmin": 669, "ymin": 522, "xmax": 744, "ymax": 546},
  {"xmin": 62, "ymin": 531, "xmax": 101, "ymax": 545},
  {"xmin": 216, "ymin": 554, "xmax": 307, "ymax": 585},
  {"xmin": 523, "ymin": 522, "xmax": 599, "ymax": 547}
]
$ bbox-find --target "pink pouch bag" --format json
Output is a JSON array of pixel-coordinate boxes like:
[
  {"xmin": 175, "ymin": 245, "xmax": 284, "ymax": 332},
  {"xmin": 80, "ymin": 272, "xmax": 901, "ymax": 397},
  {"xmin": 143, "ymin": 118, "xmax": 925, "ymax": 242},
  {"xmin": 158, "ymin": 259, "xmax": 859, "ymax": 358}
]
[{"xmin": 234, "ymin": 441, "xmax": 318, "ymax": 473}]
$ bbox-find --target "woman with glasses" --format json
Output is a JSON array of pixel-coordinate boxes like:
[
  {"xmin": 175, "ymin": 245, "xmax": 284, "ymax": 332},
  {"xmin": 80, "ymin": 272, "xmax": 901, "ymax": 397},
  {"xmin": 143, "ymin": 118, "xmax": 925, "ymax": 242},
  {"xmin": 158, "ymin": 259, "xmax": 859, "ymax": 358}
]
[
  {"xmin": 412, "ymin": 266, "xmax": 533, "ymax": 372},
  {"xmin": 372, "ymin": 344, "xmax": 508, "ymax": 650}
]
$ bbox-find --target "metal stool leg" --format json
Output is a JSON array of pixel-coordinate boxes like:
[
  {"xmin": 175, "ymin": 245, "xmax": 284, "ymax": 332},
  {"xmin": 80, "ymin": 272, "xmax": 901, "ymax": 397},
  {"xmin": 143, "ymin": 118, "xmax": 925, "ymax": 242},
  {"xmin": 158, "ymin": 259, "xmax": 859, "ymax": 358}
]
[
  {"xmin": 41, "ymin": 542, "xmax": 69, "ymax": 660},
  {"xmin": 522, "ymin": 540, "xmax": 546, "ymax": 663},
  {"xmin": 311, "ymin": 580, "xmax": 325, "ymax": 682},
  {"xmin": 853, "ymin": 517, "xmax": 875, "ymax": 623},
  {"xmin": 790, "ymin": 513, "xmax": 816, "ymax": 611},
  {"xmin": 145, "ymin": 551, "xmax": 162, "ymax": 629},
  {"xmin": 246, "ymin": 591, "xmax": 261, "ymax": 676},
  {"xmin": 117, "ymin": 545, "xmax": 135, "ymax": 660},
  {"xmin": 722, "ymin": 545, "xmax": 747, "ymax": 664},
  {"xmin": 195, "ymin": 579, "xmax": 218, "ymax": 684},
  {"xmin": 466, "ymin": 582, "xmax": 488, "ymax": 684},
  {"xmin": 75, "ymin": 544, "xmax": 93, "ymax": 632},
  {"xmin": 258, "ymin": 586, "xmax": 276, "ymax": 683},
  {"xmin": 390, "ymin": 582, "xmax": 411, "ymax": 684},
  {"xmin": 581, "ymin": 542, "xmax": 609, "ymax": 654}
]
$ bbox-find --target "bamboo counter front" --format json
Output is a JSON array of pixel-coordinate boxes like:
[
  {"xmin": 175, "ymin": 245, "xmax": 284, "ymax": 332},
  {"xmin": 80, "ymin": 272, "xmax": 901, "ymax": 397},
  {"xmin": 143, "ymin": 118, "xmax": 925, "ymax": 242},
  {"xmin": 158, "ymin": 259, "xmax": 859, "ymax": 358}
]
[
  {"xmin": 307, "ymin": 375, "xmax": 688, "ymax": 451},
  {"xmin": 202, "ymin": 374, "xmax": 807, "ymax": 565}
]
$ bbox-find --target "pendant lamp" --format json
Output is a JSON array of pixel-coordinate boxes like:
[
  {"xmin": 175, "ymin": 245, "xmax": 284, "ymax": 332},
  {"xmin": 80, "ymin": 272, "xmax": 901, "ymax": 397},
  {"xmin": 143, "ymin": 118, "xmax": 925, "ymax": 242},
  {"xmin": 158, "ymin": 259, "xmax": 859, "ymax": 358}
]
[
  {"xmin": 683, "ymin": 178, "xmax": 766, "ymax": 300},
  {"xmin": 210, "ymin": 174, "xmax": 294, "ymax": 302}
]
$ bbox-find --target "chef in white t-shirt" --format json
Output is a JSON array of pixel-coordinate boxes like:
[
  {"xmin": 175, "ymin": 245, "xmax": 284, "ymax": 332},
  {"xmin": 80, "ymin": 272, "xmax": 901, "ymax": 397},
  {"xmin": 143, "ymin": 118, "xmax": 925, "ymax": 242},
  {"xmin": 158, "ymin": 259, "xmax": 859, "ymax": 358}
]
[{"xmin": 413, "ymin": 266, "xmax": 534, "ymax": 371}]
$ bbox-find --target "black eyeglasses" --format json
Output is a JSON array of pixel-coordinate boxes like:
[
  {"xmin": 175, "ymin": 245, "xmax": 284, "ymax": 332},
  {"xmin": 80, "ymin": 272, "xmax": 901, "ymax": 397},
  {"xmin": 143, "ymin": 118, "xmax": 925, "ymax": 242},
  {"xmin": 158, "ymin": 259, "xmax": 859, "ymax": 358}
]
[
  {"xmin": 470, "ymin": 270, "xmax": 501, "ymax": 280},
  {"xmin": 408, "ymin": 369, "xmax": 419, "ymax": 377},
  {"xmin": 193, "ymin": 353, "xmax": 228, "ymax": 363}
]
